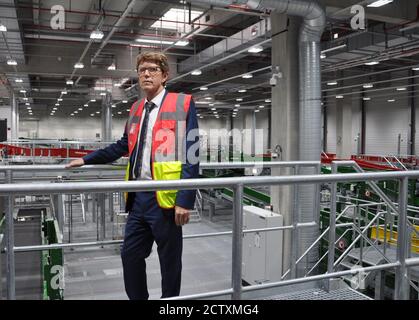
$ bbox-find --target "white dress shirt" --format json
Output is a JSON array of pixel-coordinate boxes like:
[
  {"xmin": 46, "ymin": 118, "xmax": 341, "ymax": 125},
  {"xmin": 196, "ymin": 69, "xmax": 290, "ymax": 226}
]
[{"xmin": 135, "ymin": 88, "xmax": 166, "ymax": 180}]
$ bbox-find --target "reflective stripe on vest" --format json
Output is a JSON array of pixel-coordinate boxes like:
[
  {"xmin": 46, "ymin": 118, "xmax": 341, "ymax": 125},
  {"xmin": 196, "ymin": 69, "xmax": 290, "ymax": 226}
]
[{"xmin": 125, "ymin": 92, "xmax": 191, "ymax": 209}]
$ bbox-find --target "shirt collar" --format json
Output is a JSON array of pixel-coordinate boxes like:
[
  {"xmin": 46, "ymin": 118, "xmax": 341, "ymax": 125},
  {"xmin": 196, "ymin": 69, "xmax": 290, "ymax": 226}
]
[{"xmin": 145, "ymin": 88, "xmax": 166, "ymax": 109}]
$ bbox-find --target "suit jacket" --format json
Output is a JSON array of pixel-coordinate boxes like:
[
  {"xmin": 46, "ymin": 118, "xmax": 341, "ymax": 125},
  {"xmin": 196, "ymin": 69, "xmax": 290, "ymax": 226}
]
[{"xmin": 83, "ymin": 91, "xmax": 200, "ymax": 211}]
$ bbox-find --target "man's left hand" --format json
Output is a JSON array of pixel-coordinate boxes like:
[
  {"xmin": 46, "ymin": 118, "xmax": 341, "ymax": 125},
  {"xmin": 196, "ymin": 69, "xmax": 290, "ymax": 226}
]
[{"xmin": 175, "ymin": 206, "xmax": 190, "ymax": 226}]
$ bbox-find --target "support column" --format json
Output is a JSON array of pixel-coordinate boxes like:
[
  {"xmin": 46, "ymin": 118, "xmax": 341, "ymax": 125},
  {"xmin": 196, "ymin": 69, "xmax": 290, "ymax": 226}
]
[
  {"xmin": 101, "ymin": 92, "xmax": 112, "ymax": 142},
  {"xmin": 336, "ymin": 95, "xmax": 353, "ymax": 159},
  {"xmin": 10, "ymin": 91, "xmax": 18, "ymax": 141},
  {"xmin": 270, "ymin": 14, "xmax": 300, "ymax": 277},
  {"xmin": 409, "ymin": 70, "xmax": 415, "ymax": 155},
  {"xmin": 361, "ymin": 91, "xmax": 366, "ymax": 155},
  {"xmin": 322, "ymin": 99, "xmax": 327, "ymax": 152},
  {"xmin": 242, "ymin": 110, "xmax": 254, "ymax": 161}
]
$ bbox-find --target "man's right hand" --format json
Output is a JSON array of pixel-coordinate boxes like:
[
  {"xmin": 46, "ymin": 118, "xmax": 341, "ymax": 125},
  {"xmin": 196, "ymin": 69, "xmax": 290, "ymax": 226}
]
[{"xmin": 65, "ymin": 158, "xmax": 85, "ymax": 169}]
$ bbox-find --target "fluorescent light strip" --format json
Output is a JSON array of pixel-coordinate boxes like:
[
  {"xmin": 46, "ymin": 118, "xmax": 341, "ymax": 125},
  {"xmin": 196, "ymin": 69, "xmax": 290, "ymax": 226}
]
[
  {"xmin": 367, "ymin": 0, "xmax": 393, "ymax": 8},
  {"xmin": 135, "ymin": 38, "xmax": 174, "ymax": 45}
]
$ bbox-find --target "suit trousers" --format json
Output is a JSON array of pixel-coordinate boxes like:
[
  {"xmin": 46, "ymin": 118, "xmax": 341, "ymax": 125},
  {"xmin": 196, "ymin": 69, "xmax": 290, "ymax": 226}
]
[{"xmin": 121, "ymin": 191, "xmax": 183, "ymax": 300}]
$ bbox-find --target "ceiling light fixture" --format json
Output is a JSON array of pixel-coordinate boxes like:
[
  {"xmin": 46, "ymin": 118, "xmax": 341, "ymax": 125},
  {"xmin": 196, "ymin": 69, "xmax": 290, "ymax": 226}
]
[
  {"xmin": 191, "ymin": 69, "xmax": 202, "ymax": 76},
  {"xmin": 90, "ymin": 30, "xmax": 104, "ymax": 40},
  {"xmin": 388, "ymin": 99, "xmax": 395, "ymax": 102},
  {"xmin": 248, "ymin": 45, "xmax": 263, "ymax": 53},
  {"xmin": 107, "ymin": 63, "xmax": 116, "ymax": 70},
  {"xmin": 363, "ymin": 83, "xmax": 374, "ymax": 89},
  {"xmin": 0, "ymin": 24, "xmax": 7, "ymax": 32},
  {"xmin": 15, "ymin": 79, "xmax": 22, "ymax": 83},
  {"xmin": 66, "ymin": 79, "xmax": 74, "ymax": 85},
  {"xmin": 174, "ymin": 40, "xmax": 189, "ymax": 46},
  {"xmin": 242, "ymin": 74, "xmax": 253, "ymax": 79},
  {"xmin": 200, "ymin": 87, "xmax": 208, "ymax": 91},
  {"xmin": 238, "ymin": 89, "xmax": 247, "ymax": 93},
  {"xmin": 396, "ymin": 87, "xmax": 407, "ymax": 91},
  {"xmin": 365, "ymin": 61, "xmax": 379, "ymax": 66},
  {"xmin": 135, "ymin": 38, "xmax": 174, "ymax": 45},
  {"xmin": 74, "ymin": 62, "xmax": 84, "ymax": 69},
  {"xmin": 336, "ymin": 95, "xmax": 344, "ymax": 99},
  {"xmin": 321, "ymin": 44, "xmax": 347, "ymax": 54},
  {"xmin": 327, "ymin": 81, "xmax": 338, "ymax": 86},
  {"xmin": 7, "ymin": 59, "xmax": 17, "ymax": 66},
  {"xmin": 367, "ymin": 0, "xmax": 393, "ymax": 8}
]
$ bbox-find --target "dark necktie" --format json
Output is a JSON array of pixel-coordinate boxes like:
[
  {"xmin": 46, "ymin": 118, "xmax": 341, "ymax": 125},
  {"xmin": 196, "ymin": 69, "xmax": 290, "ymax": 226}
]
[{"xmin": 133, "ymin": 101, "xmax": 155, "ymax": 178}]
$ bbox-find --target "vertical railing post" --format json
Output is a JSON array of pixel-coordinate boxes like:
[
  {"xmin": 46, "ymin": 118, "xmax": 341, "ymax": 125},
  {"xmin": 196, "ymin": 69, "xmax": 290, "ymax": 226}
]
[
  {"xmin": 395, "ymin": 177, "xmax": 409, "ymax": 300},
  {"xmin": 69, "ymin": 194, "xmax": 73, "ymax": 243},
  {"xmin": 327, "ymin": 162, "xmax": 337, "ymax": 280},
  {"xmin": 290, "ymin": 165, "xmax": 300, "ymax": 279},
  {"xmin": 232, "ymin": 183, "xmax": 243, "ymax": 300},
  {"xmin": 100, "ymin": 193, "xmax": 106, "ymax": 241},
  {"xmin": 108, "ymin": 192, "xmax": 114, "ymax": 222},
  {"xmin": 5, "ymin": 169, "xmax": 15, "ymax": 299}
]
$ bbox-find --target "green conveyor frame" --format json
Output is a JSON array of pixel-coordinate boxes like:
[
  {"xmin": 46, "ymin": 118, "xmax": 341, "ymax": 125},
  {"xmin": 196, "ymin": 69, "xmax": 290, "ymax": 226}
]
[{"xmin": 41, "ymin": 214, "xmax": 64, "ymax": 300}]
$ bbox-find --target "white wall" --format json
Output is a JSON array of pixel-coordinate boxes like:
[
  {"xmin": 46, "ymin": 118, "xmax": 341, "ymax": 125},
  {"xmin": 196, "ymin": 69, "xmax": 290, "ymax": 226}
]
[
  {"xmin": 255, "ymin": 109, "xmax": 270, "ymax": 152},
  {"xmin": 0, "ymin": 106, "xmax": 11, "ymax": 140},
  {"xmin": 326, "ymin": 98, "xmax": 337, "ymax": 154},
  {"xmin": 19, "ymin": 116, "xmax": 126, "ymax": 141},
  {"xmin": 365, "ymin": 97, "xmax": 409, "ymax": 155},
  {"xmin": 326, "ymin": 95, "xmax": 413, "ymax": 157}
]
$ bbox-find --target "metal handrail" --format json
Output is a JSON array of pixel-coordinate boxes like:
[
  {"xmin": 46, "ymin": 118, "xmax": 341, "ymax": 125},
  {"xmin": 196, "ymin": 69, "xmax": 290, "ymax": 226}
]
[
  {"xmin": 2, "ymin": 163, "xmax": 417, "ymax": 300},
  {"xmin": 0, "ymin": 161, "xmax": 320, "ymax": 172}
]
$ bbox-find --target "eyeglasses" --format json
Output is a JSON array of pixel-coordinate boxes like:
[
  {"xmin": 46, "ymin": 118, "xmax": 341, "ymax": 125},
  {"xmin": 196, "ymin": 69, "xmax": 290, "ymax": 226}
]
[{"xmin": 138, "ymin": 66, "xmax": 161, "ymax": 75}]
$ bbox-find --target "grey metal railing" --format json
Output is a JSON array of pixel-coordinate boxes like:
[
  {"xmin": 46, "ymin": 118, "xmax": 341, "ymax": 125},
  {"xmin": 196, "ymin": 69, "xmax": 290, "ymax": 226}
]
[{"xmin": 1, "ymin": 162, "xmax": 418, "ymax": 300}]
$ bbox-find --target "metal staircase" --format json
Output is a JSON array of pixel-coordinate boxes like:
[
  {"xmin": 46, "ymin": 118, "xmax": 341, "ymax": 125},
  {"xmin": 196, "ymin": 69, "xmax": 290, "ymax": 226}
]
[{"xmin": 189, "ymin": 190, "xmax": 203, "ymax": 223}]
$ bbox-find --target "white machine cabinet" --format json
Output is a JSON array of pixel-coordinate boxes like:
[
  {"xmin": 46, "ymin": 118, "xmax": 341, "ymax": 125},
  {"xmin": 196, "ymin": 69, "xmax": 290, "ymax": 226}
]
[{"xmin": 242, "ymin": 206, "xmax": 283, "ymax": 285}]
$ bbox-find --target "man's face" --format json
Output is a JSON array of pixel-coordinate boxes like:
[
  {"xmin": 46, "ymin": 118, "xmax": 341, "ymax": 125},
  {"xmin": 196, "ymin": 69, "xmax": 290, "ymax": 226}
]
[{"xmin": 138, "ymin": 60, "xmax": 168, "ymax": 95}]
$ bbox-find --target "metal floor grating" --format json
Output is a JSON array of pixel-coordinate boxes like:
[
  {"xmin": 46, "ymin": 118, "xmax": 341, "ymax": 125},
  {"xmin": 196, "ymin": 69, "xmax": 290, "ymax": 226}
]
[{"xmin": 263, "ymin": 288, "xmax": 372, "ymax": 300}]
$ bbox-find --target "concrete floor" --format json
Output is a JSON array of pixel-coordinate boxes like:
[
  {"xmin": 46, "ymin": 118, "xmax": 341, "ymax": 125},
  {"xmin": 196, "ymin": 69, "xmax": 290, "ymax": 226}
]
[{"xmin": 63, "ymin": 201, "xmax": 234, "ymax": 300}]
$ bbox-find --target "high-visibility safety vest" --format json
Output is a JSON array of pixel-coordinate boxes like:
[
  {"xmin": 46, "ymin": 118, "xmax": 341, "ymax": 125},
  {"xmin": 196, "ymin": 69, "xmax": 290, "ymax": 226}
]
[{"xmin": 125, "ymin": 92, "xmax": 191, "ymax": 209}]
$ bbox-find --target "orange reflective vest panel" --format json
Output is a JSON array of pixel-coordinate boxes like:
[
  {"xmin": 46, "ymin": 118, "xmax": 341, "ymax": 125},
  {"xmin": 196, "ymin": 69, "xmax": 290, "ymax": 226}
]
[{"xmin": 125, "ymin": 92, "xmax": 191, "ymax": 209}]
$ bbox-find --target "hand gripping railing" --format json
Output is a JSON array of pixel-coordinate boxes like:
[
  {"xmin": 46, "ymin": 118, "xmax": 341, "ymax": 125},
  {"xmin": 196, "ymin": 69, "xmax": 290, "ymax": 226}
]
[{"xmin": 2, "ymin": 164, "xmax": 419, "ymax": 300}]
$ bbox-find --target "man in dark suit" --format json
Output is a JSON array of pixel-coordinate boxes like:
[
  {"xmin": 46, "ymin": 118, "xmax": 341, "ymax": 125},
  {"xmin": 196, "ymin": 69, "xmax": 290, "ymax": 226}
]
[{"xmin": 67, "ymin": 51, "xmax": 199, "ymax": 300}]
